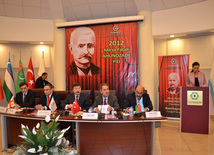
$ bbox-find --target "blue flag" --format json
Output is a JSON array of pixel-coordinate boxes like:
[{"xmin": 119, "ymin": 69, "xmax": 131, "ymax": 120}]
[{"xmin": 208, "ymin": 61, "xmax": 214, "ymax": 105}]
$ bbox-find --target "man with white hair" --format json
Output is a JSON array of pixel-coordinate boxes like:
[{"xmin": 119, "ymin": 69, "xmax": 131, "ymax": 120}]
[
  {"xmin": 167, "ymin": 73, "xmax": 180, "ymax": 94},
  {"xmin": 69, "ymin": 27, "xmax": 99, "ymax": 76}
]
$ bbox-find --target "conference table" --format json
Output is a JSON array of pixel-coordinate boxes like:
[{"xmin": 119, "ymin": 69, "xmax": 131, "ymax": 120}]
[{"xmin": 0, "ymin": 110, "xmax": 167, "ymax": 155}]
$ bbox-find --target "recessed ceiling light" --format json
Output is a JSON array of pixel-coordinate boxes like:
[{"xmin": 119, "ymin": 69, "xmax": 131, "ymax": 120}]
[
  {"xmin": 40, "ymin": 42, "xmax": 44, "ymax": 44},
  {"xmin": 170, "ymin": 35, "xmax": 175, "ymax": 38}
]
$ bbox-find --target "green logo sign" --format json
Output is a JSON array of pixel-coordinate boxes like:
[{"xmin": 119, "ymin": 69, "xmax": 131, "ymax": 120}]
[{"xmin": 190, "ymin": 92, "xmax": 199, "ymax": 100}]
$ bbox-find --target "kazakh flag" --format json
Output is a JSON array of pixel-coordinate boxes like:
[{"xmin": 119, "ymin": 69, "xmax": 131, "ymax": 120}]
[
  {"xmin": 16, "ymin": 59, "xmax": 26, "ymax": 93},
  {"xmin": 135, "ymin": 98, "xmax": 145, "ymax": 113},
  {"xmin": 3, "ymin": 59, "xmax": 15, "ymax": 103}
]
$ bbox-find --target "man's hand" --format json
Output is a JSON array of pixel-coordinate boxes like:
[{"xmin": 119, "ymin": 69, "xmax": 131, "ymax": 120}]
[
  {"xmin": 95, "ymin": 107, "xmax": 100, "ymax": 113},
  {"xmin": 14, "ymin": 104, "xmax": 20, "ymax": 110},
  {"xmin": 67, "ymin": 104, "xmax": 73, "ymax": 109},
  {"xmin": 35, "ymin": 104, "xmax": 43, "ymax": 110},
  {"xmin": 107, "ymin": 106, "xmax": 112, "ymax": 112}
]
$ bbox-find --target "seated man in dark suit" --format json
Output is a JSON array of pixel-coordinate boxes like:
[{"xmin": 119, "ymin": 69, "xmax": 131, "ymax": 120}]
[
  {"xmin": 35, "ymin": 72, "xmax": 52, "ymax": 88},
  {"xmin": 62, "ymin": 83, "xmax": 91, "ymax": 110},
  {"xmin": 124, "ymin": 85, "xmax": 153, "ymax": 112},
  {"xmin": 35, "ymin": 84, "xmax": 61, "ymax": 110},
  {"xmin": 15, "ymin": 82, "xmax": 36, "ymax": 108},
  {"xmin": 92, "ymin": 83, "xmax": 120, "ymax": 113}
]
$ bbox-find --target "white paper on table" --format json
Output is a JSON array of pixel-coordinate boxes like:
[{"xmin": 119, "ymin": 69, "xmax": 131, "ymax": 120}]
[{"xmin": 98, "ymin": 105, "xmax": 109, "ymax": 114}]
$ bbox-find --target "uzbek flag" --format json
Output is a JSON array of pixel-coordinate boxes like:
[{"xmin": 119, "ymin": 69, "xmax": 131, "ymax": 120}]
[
  {"xmin": 3, "ymin": 59, "xmax": 15, "ymax": 103},
  {"xmin": 135, "ymin": 98, "xmax": 145, "ymax": 113},
  {"xmin": 16, "ymin": 59, "xmax": 25, "ymax": 93}
]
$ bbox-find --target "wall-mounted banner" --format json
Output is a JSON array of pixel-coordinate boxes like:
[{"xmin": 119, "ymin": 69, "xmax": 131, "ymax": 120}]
[
  {"xmin": 158, "ymin": 55, "xmax": 189, "ymax": 118},
  {"xmin": 65, "ymin": 22, "xmax": 138, "ymax": 105}
]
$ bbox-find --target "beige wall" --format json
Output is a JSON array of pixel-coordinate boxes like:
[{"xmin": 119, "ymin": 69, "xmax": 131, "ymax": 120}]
[
  {"xmin": 152, "ymin": 0, "xmax": 214, "ymax": 36},
  {"xmin": 0, "ymin": 16, "xmax": 53, "ymax": 42},
  {"xmin": 154, "ymin": 34, "xmax": 214, "ymax": 114}
]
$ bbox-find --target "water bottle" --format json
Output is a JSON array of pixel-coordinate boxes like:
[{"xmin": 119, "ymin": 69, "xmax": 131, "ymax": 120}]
[
  {"xmin": 88, "ymin": 107, "xmax": 93, "ymax": 113},
  {"xmin": 129, "ymin": 106, "xmax": 134, "ymax": 117}
]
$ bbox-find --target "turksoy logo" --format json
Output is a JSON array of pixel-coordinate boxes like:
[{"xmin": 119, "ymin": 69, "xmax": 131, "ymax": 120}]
[{"xmin": 190, "ymin": 92, "xmax": 199, "ymax": 100}]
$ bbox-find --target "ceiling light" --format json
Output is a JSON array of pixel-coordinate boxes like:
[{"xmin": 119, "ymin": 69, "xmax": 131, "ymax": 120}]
[{"xmin": 170, "ymin": 35, "xmax": 175, "ymax": 38}]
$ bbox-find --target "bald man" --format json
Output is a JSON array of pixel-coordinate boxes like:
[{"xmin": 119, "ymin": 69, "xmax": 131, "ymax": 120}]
[
  {"xmin": 69, "ymin": 27, "xmax": 99, "ymax": 76},
  {"xmin": 167, "ymin": 73, "xmax": 180, "ymax": 94},
  {"xmin": 124, "ymin": 85, "xmax": 153, "ymax": 112}
]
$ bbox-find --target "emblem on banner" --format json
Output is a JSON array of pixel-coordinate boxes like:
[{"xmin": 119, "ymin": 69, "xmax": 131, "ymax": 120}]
[
  {"xmin": 113, "ymin": 25, "xmax": 119, "ymax": 32},
  {"xmin": 171, "ymin": 58, "xmax": 177, "ymax": 64}
]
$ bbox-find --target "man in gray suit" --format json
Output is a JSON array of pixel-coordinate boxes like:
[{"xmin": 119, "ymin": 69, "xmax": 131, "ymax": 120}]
[{"xmin": 92, "ymin": 83, "xmax": 120, "ymax": 113}]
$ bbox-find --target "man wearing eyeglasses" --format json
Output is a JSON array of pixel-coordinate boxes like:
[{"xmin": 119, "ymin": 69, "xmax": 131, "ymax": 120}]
[
  {"xmin": 92, "ymin": 83, "xmax": 120, "ymax": 113},
  {"xmin": 35, "ymin": 84, "xmax": 61, "ymax": 110}
]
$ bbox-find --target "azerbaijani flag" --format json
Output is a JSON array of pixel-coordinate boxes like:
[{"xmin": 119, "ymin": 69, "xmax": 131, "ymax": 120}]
[
  {"xmin": 16, "ymin": 59, "xmax": 25, "ymax": 93},
  {"xmin": 135, "ymin": 98, "xmax": 145, "ymax": 113},
  {"xmin": 3, "ymin": 59, "xmax": 15, "ymax": 103}
]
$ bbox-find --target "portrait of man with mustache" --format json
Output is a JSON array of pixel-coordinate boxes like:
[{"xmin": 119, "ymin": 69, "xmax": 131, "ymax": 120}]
[{"xmin": 68, "ymin": 27, "xmax": 100, "ymax": 76}]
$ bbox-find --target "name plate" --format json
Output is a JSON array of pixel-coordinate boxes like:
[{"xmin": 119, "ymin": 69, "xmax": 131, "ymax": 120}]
[
  {"xmin": 82, "ymin": 113, "xmax": 98, "ymax": 119},
  {"xmin": 37, "ymin": 110, "xmax": 51, "ymax": 116},
  {"xmin": 145, "ymin": 111, "xmax": 162, "ymax": 118},
  {"xmin": 0, "ymin": 107, "xmax": 7, "ymax": 113},
  {"xmin": 7, "ymin": 108, "xmax": 17, "ymax": 114}
]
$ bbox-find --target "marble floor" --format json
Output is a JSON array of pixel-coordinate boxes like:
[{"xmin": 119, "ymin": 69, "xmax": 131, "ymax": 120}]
[{"xmin": 0, "ymin": 116, "xmax": 214, "ymax": 155}]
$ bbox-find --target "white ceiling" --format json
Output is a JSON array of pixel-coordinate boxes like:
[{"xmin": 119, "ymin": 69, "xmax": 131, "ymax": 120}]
[{"xmin": 0, "ymin": 0, "xmax": 206, "ymax": 21}]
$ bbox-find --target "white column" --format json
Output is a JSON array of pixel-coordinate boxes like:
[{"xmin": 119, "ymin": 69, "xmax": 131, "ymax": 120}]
[
  {"xmin": 138, "ymin": 11, "xmax": 155, "ymax": 105},
  {"xmin": 53, "ymin": 19, "xmax": 66, "ymax": 90}
]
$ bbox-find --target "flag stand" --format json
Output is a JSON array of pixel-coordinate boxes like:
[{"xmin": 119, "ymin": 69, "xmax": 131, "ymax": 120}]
[{"xmin": 74, "ymin": 114, "xmax": 78, "ymax": 119}]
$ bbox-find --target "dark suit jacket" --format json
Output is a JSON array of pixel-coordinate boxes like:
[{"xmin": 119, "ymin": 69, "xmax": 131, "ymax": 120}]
[
  {"xmin": 70, "ymin": 61, "xmax": 99, "ymax": 75},
  {"xmin": 124, "ymin": 92, "xmax": 153, "ymax": 111},
  {"xmin": 92, "ymin": 94, "xmax": 120, "ymax": 111},
  {"xmin": 15, "ymin": 89, "xmax": 36, "ymax": 108},
  {"xmin": 62, "ymin": 92, "xmax": 91, "ymax": 110},
  {"xmin": 36, "ymin": 92, "xmax": 61, "ymax": 109},
  {"xmin": 35, "ymin": 76, "xmax": 51, "ymax": 88}
]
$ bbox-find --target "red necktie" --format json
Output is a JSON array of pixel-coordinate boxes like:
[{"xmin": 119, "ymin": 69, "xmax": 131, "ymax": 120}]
[
  {"xmin": 104, "ymin": 98, "xmax": 107, "ymax": 105},
  {"xmin": 76, "ymin": 95, "xmax": 79, "ymax": 102},
  {"xmin": 47, "ymin": 96, "xmax": 50, "ymax": 106}
]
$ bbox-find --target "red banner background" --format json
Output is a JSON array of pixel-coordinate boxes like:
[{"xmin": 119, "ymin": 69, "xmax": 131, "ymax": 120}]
[
  {"xmin": 158, "ymin": 55, "xmax": 189, "ymax": 117},
  {"xmin": 65, "ymin": 22, "xmax": 138, "ymax": 106}
]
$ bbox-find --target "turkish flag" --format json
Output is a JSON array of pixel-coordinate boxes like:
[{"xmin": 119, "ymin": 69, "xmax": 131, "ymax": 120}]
[
  {"xmin": 26, "ymin": 58, "xmax": 35, "ymax": 89},
  {"xmin": 71, "ymin": 99, "xmax": 81, "ymax": 115},
  {"xmin": 0, "ymin": 78, "xmax": 4, "ymax": 101}
]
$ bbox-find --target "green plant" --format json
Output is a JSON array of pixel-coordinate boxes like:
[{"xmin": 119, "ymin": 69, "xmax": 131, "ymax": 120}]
[{"xmin": 14, "ymin": 115, "xmax": 76, "ymax": 155}]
